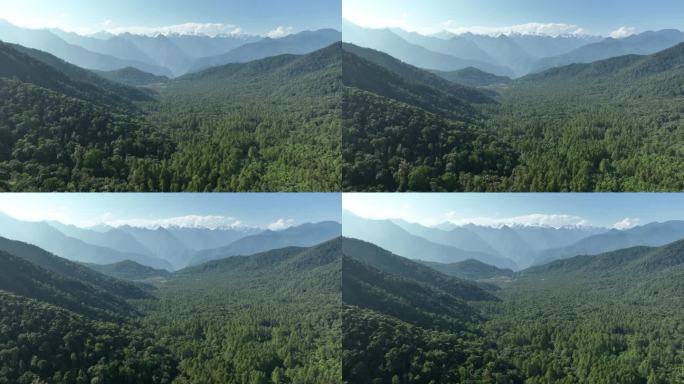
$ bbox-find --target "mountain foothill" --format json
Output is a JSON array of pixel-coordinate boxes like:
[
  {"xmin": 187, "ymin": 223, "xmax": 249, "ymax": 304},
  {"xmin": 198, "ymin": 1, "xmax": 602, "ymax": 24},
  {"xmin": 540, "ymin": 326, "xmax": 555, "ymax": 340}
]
[
  {"xmin": 0, "ymin": 20, "xmax": 342, "ymax": 192},
  {"xmin": 0, "ymin": 212, "xmax": 343, "ymax": 383},
  {"xmin": 1, "ymin": 208, "xmax": 682, "ymax": 383},
  {"xmin": 342, "ymin": 21, "xmax": 684, "ymax": 192},
  {"xmin": 342, "ymin": 217, "xmax": 684, "ymax": 383}
]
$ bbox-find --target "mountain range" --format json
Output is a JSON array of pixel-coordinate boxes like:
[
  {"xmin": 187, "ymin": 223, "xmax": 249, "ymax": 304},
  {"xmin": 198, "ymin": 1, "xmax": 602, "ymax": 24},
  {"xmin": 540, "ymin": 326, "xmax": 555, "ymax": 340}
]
[
  {"xmin": 343, "ymin": 211, "xmax": 684, "ymax": 270},
  {"xmin": 0, "ymin": 19, "xmax": 341, "ymax": 77},
  {"xmin": 0, "ymin": 36, "xmax": 342, "ymax": 191},
  {"xmin": 343, "ymin": 20, "xmax": 684, "ymax": 78},
  {"xmin": 0, "ymin": 227, "xmax": 342, "ymax": 382},
  {"xmin": 343, "ymin": 29, "xmax": 684, "ymax": 192},
  {"xmin": 534, "ymin": 220, "xmax": 684, "ymax": 265},
  {"xmin": 343, "ymin": 230, "xmax": 684, "ymax": 382},
  {"xmin": 0, "ymin": 212, "xmax": 341, "ymax": 271}
]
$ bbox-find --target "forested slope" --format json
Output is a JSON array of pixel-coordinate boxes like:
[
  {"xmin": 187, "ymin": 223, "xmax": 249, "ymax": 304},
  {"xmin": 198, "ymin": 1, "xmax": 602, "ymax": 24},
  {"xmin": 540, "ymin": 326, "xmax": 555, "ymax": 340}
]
[
  {"xmin": 342, "ymin": 238, "xmax": 684, "ymax": 383},
  {"xmin": 142, "ymin": 239, "xmax": 343, "ymax": 383},
  {"xmin": 0, "ymin": 41, "xmax": 342, "ymax": 191},
  {"xmin": 343, "ymin": 42, "xmax": 684, "ymax": 191},
  {"xmin": 0, "ymin": 238, "xmax": 344, "ymax": 383}
]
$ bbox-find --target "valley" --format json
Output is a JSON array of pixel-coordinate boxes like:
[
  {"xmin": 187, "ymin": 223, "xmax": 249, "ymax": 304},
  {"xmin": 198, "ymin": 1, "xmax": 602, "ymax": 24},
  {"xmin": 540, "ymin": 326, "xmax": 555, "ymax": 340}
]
[
  {"xmin": 342, "ymin": 236, "xmax": 684, "ymax": 383},
  {"xmin": 342, "ymin": 22, "xmax": 684, "ymax": 192},
  {"xmin": 341, "ymin": 194, "xmax": 684, "ymax": 383},
  {"xmin": 0, "ymin": 21, "xmax": 342, "ymax": 192},
  {"xmin": 0, "ymin": 192, "xmax": 344, "ymax": 383}
]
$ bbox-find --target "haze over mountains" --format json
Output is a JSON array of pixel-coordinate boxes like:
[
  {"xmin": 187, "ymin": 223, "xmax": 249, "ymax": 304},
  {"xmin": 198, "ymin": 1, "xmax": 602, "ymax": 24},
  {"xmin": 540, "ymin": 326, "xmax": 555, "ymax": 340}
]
[
  {"xmin": 0, "ymin": 211, "xmax": 341, "ymax": 271},
  {"xmin": 343, "ymin": 211, "xmax": 684, "ymax": 270},
  {"xmin": 343, "ymin": 20, "xmax": 684, "ymax": 77},
  {"xmin": 0, "ymin": 19, "xmax": 341, "ymax": 77}
]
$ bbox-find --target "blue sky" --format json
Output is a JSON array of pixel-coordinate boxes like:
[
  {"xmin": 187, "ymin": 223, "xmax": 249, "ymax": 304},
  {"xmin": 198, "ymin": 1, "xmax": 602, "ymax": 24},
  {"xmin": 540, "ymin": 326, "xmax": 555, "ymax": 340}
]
[
  {"xmin": 0, "ymin": 0, "xmax": 340, "ymax": 36},
  {"xmin": 0, "ymin": 193, "xmax": 341, "ymax": 229},
  {"xmin": 343, "ymin": 0, "xmax": 684, "ymax": 37},
  {"xmin": 343, "ymin": 193, "xmax": 684, "ymax": 229}
]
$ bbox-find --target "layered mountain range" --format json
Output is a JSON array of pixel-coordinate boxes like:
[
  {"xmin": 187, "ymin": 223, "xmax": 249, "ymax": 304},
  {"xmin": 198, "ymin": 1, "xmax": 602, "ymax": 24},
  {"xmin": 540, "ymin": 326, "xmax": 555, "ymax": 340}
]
[
  {"xmin": 0, "ymin": 226, "xmax": 342, "ymax": 382},
  {"xmin": 0, "ymin": 211, "xmax": 341, "ymax": 271},
  {"xmin": 343, "ymin": 210, "xmax": 684, "ymax": 270},
  {"xmin": 343, "ymin": 20, "xmax": 684, "ymax": 77},
  {"xmin": 0, "ymin": 19, "xmax": 340, "ymax": 77},
  {"xmin": 343, "ymin": 233, "xmax": 684, "ymax": 382}
]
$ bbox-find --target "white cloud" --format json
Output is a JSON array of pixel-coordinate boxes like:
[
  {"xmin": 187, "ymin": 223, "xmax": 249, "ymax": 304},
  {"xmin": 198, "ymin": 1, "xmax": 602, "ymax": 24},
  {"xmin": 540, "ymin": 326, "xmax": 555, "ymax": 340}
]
[
  {"xmin": 267, "ymin": 26, "xmax": 294, "ymax": 38},
  {"xmin": 612, "ymin": 217, "xmax": 640, "ymax": 230},
  {"xmin": 267, "ymin": 219, "xmax": 294, "ymax": 231},
  {"xmin": 267, "ymin": 218, "xmax": 295, "ymax": 231},
  {"xmin": 105, "ymin": 215, "xmax": 246, "ymax": 230},
  {"xmin": 105, "ymin": 22, "xmax": 244, "ymax": 37},
  {"xmin": 442, "ymin": 213, "xmax": 591, "ymax": 229},
  {"xmin": 609, "ymin": 26, "xmax": 636, "ymax": 39},
  {"xmin": 442, "ymin": 21, "xmax": 587, "ymax": 37}
]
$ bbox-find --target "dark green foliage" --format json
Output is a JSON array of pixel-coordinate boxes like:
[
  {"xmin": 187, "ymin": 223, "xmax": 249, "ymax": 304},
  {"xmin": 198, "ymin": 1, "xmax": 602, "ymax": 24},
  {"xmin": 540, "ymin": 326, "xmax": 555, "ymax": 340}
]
[
  {"xmin": 141, "ymin": 239, "xmax": 343, "ymax": 383},
  {"xmin": 0, "ymin": 77, "xmax": 174, "ymax": 192},
  {"xmin": 342, "ymin": 238, "xmax": 516, "ymax": 383},
  {"xmin": 149, "ymin": 43, "xmax": 341, "ymax": 192},
  {"xmin": 343, "ymin": 238, "xmax": 684, "ymax": 383},
  {"xmin": 0, "ymin": 291, "xmax": 177, "ymax": 384},
  {"xmin": 0, "ymin": 41, "xmax": 151, "ymax": 109},
  {"xmin": 342, "ymin": 238, "xmax": 497, "ymax": 301},
  {"xmin": 0, "ymin": 238, "xmax": 343, "ymax": 383},
  {"xmin": 343, "ymin": 42, "xmax": 684, "ymax": 191},
  {"xmin": 0, "ymin": 42, "xmax": 341, "ymax": 191},
  {"xmin": 0, "ymin": 236, "xmax": 150, "ymax": 300},
  {"xmin": 0, "ymin": 250, "xmax": 136, "ymax": 320},
  {"xmin": 342, "ymin": 87, "xmax": 518, "ymax": 192},
  {"xmin": 342, "ymin": 256, "xmax": 481, "ymax": 330}
]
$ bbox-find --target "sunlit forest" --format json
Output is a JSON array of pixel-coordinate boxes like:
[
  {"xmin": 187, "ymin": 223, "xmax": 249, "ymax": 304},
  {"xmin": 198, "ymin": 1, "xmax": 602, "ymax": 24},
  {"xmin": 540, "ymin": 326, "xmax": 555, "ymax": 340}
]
[
  {"xmin": 342, "ymin": 42, "xmax": 684, "ymax": 192},
  {"xmin": 0, "ymin": 41, "xmax": 341, "ymax": 192}
]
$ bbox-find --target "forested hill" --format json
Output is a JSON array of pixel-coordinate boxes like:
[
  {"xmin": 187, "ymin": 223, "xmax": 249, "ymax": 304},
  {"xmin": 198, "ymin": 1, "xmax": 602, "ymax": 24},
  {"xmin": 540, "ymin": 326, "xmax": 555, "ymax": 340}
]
[
  {"xmin": 343, "ymin": 43, "xmax": 491, "ymax": 120},
  {"xmin": 0, "ymin": 42, "xmax": 342, "ymax": 192},
  {"xmin": 0, "ymin": 249, "xmax": 137, "ymax": 320},
  {"xmin": 0, "ymin": 238, "xmax": 342, "ymax": 383},
  {"xmin": 189, "ymin": 29, "xmax": 341, "ymax": 72},
  {"xmin": 342, "ymin": 237, "xmax": 508, "ymax": 383},
  {"xmin": 188, "ymin": 221, "xmax": 342, "ymax": 266},
  {"xmin": 421, "ymin": 258, "xmax": 515, "ymax": 281},
  {"xmin": 94, "ymin": 66, "xmax": 169, "ymax": 86},
  {"xmin": 83, "ymin": 259, "xmax": 171, "ymax": 281},
  {"xmin": 343, "ymin": 236, "xmax": 684, "ymax": 383},
  {"xmin": 143, "ymin": 239, "xmax": 343, "ymax": 383},
  {"xmin": 431, "ymin": 66, "xmax": 512, "ymax": 87},
  {"xmin": 0, "ymin": 237, "xmax": 177, "ymax": 382},
  {"xmin": 0, "ymin": 41, "xmax": 149, "ymax": 109},
  {"xmin": 534, "ymin": 220, "xmax": 684, "ymax": 265},
  {"xmin": 344, "ymin": 39, "xmax": 684, "ymax": 192},
  {"xmin": 342, "ymin": 43, "xmax": 518, "ymax": 192},
  {"xmin": 0, "ymin": 235, "xmax": 150, "ymax": 300},
  {"xmin": 523, "ymin": 238, "xmax": 684, "ymax": 278},
  {"xmin": 342, "ymin": 237, "xmax": 497, "ymax": 301}
]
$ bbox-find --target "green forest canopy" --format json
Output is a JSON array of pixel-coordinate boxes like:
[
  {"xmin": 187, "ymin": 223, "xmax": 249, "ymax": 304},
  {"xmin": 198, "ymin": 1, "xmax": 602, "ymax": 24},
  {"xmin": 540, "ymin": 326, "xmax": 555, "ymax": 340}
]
[{"xmin": 0, "ymin": 41, "xmax": 341, "ymax": 192}]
